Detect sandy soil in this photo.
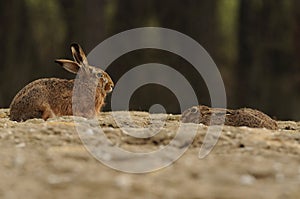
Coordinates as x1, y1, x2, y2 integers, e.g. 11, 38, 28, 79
0, 108, 299, 199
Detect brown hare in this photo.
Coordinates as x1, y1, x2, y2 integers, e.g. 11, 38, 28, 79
9, 43, 114, 121
181, 105, 278, 130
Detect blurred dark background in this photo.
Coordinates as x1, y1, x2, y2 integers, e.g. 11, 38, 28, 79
0, 0, 299, 120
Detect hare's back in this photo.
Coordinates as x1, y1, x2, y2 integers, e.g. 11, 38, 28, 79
10, 78, 74, 121
11, 78, 73, 103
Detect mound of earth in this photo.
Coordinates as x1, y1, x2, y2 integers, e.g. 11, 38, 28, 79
0, 109, 299, 199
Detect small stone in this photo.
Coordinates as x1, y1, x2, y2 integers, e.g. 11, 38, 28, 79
47, 174, 71, 185
240, 174, 256, 185
115, 175, 132, 189
85, 129, 94, 135
101, 152, 111, 161
16, 142, 26, 148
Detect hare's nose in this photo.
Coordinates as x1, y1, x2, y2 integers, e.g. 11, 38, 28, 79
107, 85, 114, 92
109, 85, 114, 92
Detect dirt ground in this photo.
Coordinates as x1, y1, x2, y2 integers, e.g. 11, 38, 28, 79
0, 108, 299, 199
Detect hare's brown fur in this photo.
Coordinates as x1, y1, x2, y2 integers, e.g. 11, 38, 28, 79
181, 105, 278, 130
10, 78, 73, 121
9, 43, 114, 122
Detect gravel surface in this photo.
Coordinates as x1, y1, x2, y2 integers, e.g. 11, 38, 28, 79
0, 109, 299, 199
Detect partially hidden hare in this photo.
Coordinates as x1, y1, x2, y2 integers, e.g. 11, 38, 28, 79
181, 105, 278, 130
9, 43, 114, 121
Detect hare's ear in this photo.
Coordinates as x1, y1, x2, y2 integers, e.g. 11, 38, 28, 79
55, 59, 80, 74
70, 43, 88, 67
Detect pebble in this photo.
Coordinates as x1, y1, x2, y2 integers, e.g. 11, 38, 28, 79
115, 175, 132, 189
101, 152, 112, 161
15, 142, 26, 148
85, 129, 94, 135
47, 174, 72, 185
240, 174, 256, 185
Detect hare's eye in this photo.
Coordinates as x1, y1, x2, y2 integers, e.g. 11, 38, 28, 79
191, 107, 198, 113
96, 73, 103, 78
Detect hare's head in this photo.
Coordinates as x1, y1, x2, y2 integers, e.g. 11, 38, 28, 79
55, 43, 114, 93
101, 71, 114, 93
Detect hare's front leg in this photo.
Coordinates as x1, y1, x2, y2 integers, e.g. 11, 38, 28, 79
41, 103, 56, 120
